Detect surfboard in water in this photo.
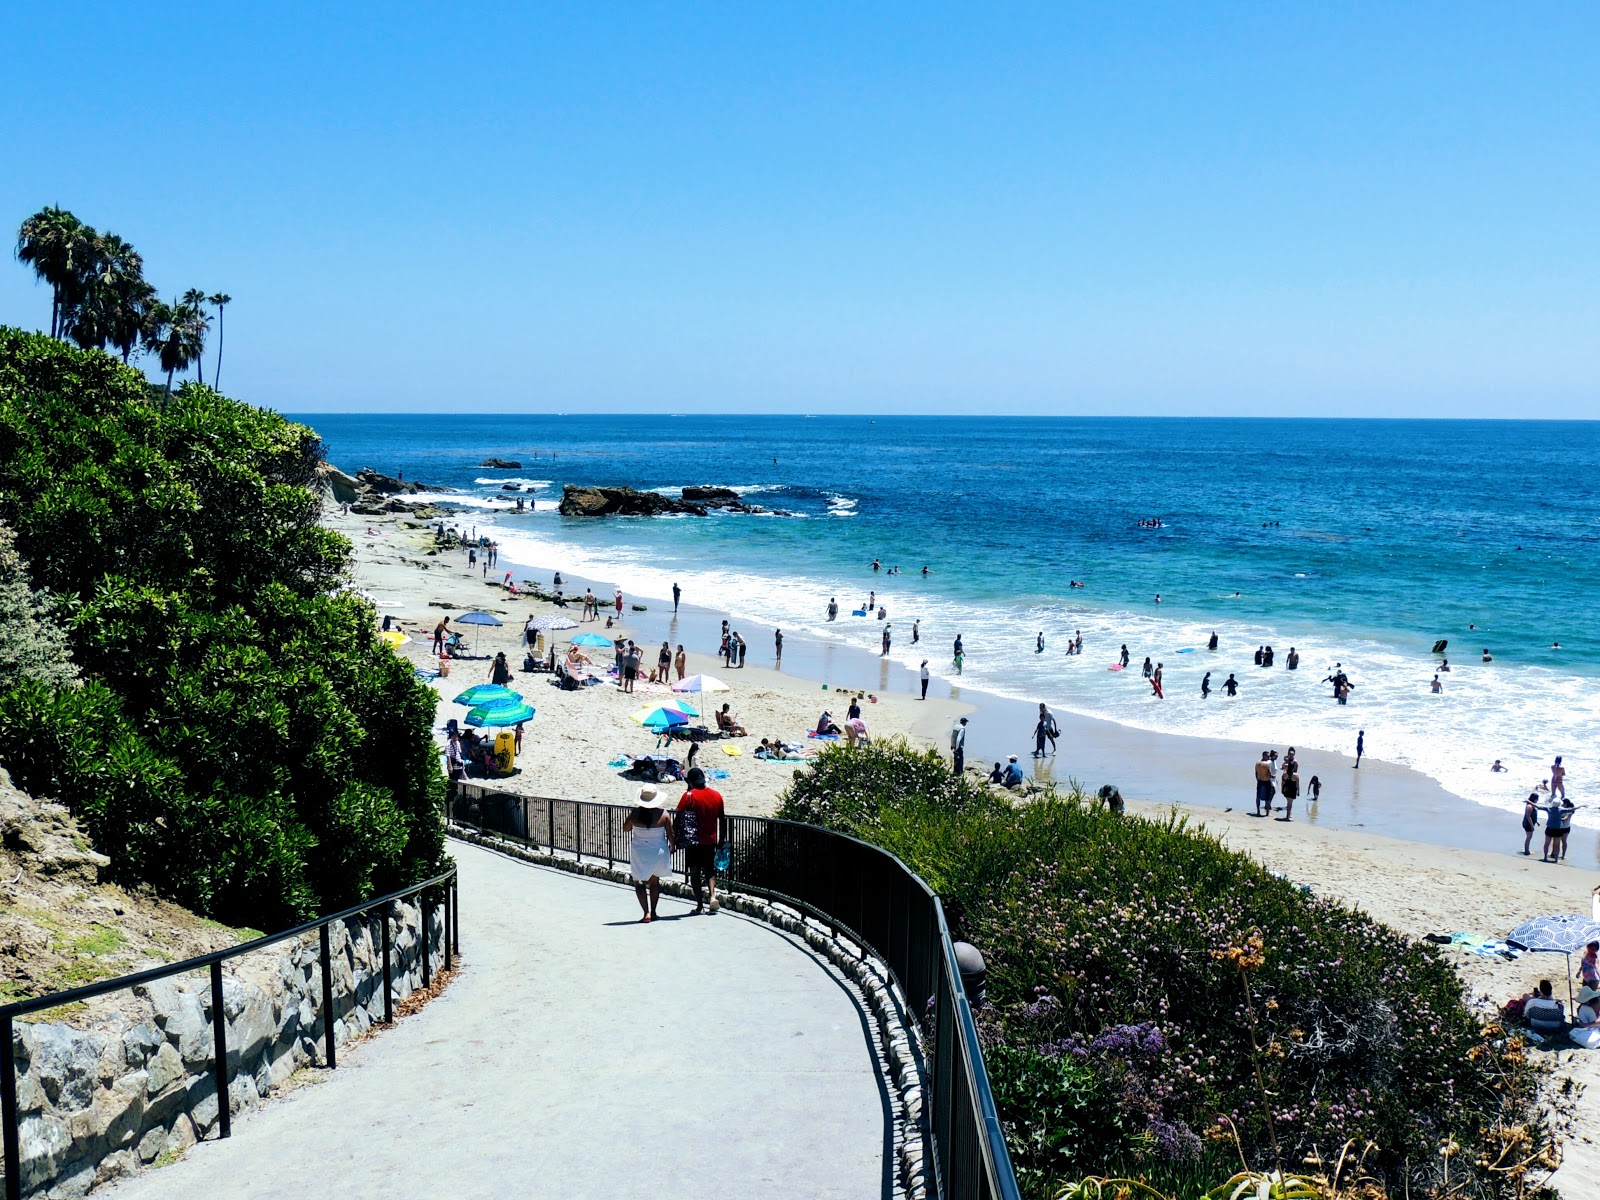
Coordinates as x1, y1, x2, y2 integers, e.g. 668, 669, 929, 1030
1109, 663, 1125, 671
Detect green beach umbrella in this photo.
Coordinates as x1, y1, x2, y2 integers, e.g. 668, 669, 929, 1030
465, 701, 536, 727
453, 684, 522, 706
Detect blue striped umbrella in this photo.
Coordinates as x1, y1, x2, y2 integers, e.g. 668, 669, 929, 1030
465, 701, 536, 727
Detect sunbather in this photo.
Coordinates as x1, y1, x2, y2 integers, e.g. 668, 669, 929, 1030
716, 703, 747, 737
1524, 980, 1566, 1035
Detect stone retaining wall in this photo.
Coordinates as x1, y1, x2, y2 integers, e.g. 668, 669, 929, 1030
5, 898, 446, 1198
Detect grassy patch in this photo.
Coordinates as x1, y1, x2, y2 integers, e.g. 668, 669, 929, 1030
73, 924, 127, 956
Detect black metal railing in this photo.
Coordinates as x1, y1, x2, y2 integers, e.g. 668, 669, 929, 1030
453, 788, 1021, 1200
1, 867, 459, 1200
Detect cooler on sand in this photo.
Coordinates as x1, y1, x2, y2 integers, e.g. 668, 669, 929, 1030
493, 730, 516, 774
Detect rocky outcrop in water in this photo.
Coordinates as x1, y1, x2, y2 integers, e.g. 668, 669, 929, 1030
558, 486, 707, 517
318, 463, 448, 518
681, 486, 740, 502
481, 458, 522, 469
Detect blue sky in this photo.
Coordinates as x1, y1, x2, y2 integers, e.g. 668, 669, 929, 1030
4, 4, 1597, 416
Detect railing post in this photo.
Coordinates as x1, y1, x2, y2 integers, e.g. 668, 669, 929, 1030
547, 798, 554, 851
381, 905, 394, 1024
421, 890, 432, 990
575, 801, 583, 863
209, 962, 231, 1139
319, 924, 337, 1069
2, 1012, 20, 1200
452, 877, 460, 955
607, 806, 614, 864
442, 884, 452, 971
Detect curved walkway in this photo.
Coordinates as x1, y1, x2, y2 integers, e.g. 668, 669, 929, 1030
105, 839, 891, 1199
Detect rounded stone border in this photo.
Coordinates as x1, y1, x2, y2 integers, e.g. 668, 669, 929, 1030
450, 827, 931, 1200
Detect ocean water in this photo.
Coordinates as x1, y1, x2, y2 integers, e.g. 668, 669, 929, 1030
302, 414, 1600, 824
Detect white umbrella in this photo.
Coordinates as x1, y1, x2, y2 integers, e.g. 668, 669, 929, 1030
529, 614, 579, 632
672, 674, 730, 694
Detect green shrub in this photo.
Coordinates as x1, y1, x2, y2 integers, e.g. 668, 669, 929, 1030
0, 328, 445, 929
778, 739, 1554, 1200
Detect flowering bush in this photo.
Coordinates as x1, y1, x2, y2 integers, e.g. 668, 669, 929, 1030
779, 740, 1557, 1199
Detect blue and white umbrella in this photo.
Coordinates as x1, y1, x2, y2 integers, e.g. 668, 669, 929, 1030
1507, 913, 1600, 1007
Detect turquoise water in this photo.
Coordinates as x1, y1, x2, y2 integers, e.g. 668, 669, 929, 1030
304, 414, 1600, 821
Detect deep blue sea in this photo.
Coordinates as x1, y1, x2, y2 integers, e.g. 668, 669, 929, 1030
299, 414, 1600, 822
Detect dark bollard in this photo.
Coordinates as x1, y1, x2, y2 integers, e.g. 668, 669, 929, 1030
953, 941, 986, 1006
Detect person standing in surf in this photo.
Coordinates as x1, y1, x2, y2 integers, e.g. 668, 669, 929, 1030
1201, 671, 1212, 698
1522, 792, 1542, 856
672, 581, 681, 613
1355, 730, 1364, 769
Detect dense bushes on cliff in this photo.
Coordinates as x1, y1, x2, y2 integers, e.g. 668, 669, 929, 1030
0, 328, 445, 928
779, 740, 1557, 1200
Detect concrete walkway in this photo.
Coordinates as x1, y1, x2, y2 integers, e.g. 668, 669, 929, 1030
105, 840, 891, 1199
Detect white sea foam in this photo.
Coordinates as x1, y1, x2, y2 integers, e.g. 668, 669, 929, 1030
403, 491, 527, 510
472, 477, 552, 488
471, 514, 1600, 828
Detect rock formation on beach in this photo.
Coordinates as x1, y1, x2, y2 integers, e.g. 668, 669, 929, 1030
318, 462, 447, 518
558, 485, 708, 517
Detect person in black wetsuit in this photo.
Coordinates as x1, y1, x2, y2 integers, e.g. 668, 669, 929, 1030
1223, 673, 1239, 696
1201, 671, 1212, 698
1208, 631, 1219, 651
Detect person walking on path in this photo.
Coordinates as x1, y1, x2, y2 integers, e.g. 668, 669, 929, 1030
1522, 793, 1542, 856
951, 718, 968, 775
1551, 756, 1567, 799
1355, 730, 1364, 769
624, 785, 674, 922
676, 767, 725, 914
919, 660, 930, 700
672, 581, 681, 613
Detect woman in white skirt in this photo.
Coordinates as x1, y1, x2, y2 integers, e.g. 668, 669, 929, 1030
624, 785, 675, 922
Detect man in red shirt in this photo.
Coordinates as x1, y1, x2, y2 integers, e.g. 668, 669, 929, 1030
676, 767, 725, 914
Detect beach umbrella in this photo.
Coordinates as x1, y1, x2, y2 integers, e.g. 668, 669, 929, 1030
465, 701, 536, 727
672, 674, 730, 694
569, 632, 614, 647
629, 702, 699, 730
1507, 913, 1600, 1007
530, 614, 579, 632
378, 630, 410, 648
452, 610, 502, 654
453, 684, 522, 707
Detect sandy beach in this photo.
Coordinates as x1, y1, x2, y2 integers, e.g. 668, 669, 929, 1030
337, 504, 1600, 1183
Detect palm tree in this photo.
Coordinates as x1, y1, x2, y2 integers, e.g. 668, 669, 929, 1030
180, 289, 212, 384
65, 232, 151, 357
142, 297, 206, 401
207, 293, 231, 389
15, 207, 94, 338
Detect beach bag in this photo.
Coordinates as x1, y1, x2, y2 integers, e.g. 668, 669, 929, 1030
715, 844, 731, 873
